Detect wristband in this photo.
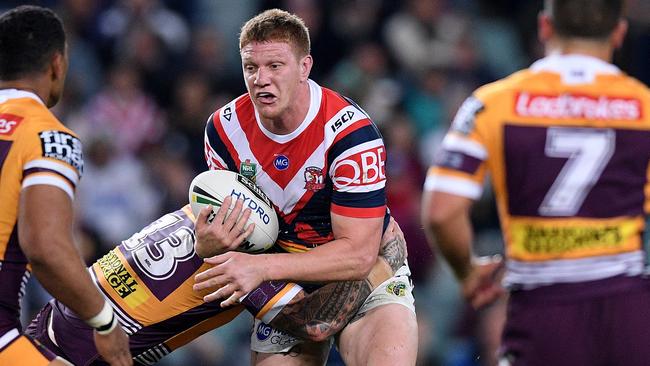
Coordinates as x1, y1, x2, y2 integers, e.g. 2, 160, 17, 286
95, 313, 119, 335
86, 301, 115, 330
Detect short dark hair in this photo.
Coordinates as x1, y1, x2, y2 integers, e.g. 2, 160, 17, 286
0, 5, 66, 80
546, 0, 624, 39
239, 9, 310, 57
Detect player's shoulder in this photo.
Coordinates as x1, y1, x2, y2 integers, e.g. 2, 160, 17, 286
2, 97, 76, 141
613, 73, 650, 97
472, 69, 534, 102
210, 93, 252, 126
319, 85, 378, 136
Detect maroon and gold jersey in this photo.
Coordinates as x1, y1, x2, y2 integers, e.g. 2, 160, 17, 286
425, 55, 650, 288
0, 89, 83, 331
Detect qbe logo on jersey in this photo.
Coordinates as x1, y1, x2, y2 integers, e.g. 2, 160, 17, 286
332, 145, 386, 191
39, 130, 84, 173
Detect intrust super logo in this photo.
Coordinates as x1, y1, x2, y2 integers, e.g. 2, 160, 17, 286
332, 145, 386, 190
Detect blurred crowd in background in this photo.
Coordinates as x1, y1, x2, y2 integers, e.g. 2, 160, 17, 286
7, 0, 649, 365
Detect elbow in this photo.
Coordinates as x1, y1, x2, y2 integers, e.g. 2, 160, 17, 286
20, 236, 52, 267
423, 207, 451, 231
421, 195, 455, 233
306, 328, 333, 343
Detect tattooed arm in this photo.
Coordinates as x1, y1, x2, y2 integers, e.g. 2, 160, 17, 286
265, 218, 407, 342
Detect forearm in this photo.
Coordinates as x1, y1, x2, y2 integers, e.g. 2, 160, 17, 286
428, 213, 473, 281
270, 279, 372, 341
19, 186, 105, 321
29, 241, 105, 320
263, 237, 377, 282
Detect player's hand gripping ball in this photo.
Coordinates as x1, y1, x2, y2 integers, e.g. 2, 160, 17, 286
189, 170, 278, 253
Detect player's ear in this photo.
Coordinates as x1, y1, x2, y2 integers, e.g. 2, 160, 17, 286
299, 54, 313, 82
538, 11, 553, 43
610, 19, 628, 49
49, 51, 66, 84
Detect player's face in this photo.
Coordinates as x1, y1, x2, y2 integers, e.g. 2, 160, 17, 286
241, 41, 307, 122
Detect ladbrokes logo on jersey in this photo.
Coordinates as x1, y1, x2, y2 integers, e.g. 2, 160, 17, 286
332, 146, 386, 190
515, 92, 642, 120
39, 130, 84, 173
0, 113, 23, 136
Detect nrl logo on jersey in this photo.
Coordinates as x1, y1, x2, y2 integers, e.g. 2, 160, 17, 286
304, 166, 325, 191
240, 159, 257, 183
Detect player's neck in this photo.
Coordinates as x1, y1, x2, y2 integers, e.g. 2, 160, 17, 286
0, 78, 49, 105
545, 38, 613, 63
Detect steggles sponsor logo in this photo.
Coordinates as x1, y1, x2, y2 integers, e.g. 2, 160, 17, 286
515, 92, 641, 120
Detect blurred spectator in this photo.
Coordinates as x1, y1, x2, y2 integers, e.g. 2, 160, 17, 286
383, 0, 467, 77
72, 62, 166, 156
75, 137, 161, 250
166, 72, 217, 173
383, 114, 433, 282
328, 41, 401, 126
97, 0, 190, 56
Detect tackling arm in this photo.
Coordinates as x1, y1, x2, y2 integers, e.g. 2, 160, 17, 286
263, 214, 383, 282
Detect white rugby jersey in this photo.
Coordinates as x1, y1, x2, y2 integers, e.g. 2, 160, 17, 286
204, 79, 388, 253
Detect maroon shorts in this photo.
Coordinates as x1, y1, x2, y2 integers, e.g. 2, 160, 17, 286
500, 275, 650, 366
25, 301, 108, 366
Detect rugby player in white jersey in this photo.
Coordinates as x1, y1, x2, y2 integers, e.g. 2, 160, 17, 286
193, 8, 417, 366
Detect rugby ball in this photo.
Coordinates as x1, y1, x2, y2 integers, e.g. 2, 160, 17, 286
188, 170, 278, 253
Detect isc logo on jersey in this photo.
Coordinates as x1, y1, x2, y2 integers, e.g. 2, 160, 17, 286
332, 146, 386, 190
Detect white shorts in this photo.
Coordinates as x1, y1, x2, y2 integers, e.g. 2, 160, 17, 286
250, 264, 415, 353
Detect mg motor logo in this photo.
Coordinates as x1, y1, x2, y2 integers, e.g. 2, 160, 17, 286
273, 155, 289, 171
256, 322, 272, 341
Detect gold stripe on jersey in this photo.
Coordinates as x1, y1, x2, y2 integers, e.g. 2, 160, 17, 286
507, 216, 643, 261
93, 247, 219, 326
256, 283, 297, 320
163, 306, 243, 352
93, 249, 150, 309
